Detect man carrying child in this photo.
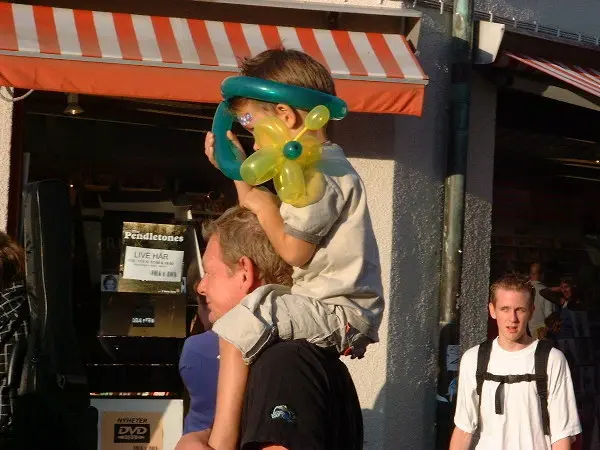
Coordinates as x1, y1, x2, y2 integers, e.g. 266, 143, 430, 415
203, 49, 384, 449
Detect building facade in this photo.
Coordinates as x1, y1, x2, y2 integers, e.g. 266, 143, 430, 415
0, 0, 598, 448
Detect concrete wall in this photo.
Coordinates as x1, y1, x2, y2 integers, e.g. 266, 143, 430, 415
0, 89, 14, 232
476, 0, 600, 38
460, 73, 497, 351
333, 8, 452, 449
289, 0, 600, 38
333, 5, 499, 447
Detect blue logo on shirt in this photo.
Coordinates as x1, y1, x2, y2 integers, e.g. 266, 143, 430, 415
270, 405, 296, 424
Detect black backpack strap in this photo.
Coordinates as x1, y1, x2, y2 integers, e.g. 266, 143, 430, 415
485, 373, 537, 415
475, 340, 493, 409
535, 340, 553, 436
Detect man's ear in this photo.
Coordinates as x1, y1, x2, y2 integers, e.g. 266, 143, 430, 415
489, 302, 497, 320
237, 255, 257, 292
275, 103, 299, 129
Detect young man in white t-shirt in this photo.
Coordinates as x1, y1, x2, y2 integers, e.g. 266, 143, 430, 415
450, 274, 581, 450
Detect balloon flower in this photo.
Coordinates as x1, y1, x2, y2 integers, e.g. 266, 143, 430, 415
240, 105, 330, 207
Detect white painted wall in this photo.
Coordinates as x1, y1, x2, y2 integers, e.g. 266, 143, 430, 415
0, 89, 14, 231
332, 6, 500, 447
332, 8, 453, 448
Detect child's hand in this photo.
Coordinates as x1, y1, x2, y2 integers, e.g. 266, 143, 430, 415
242, 187, 280, 216
204, 131, 246, 170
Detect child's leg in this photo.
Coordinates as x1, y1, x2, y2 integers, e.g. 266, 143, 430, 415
208, 338, 249, 450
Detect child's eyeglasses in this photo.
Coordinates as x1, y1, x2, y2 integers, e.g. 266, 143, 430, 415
237, 112, 253, 128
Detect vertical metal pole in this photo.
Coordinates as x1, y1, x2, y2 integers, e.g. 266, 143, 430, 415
436, 1, 474, 448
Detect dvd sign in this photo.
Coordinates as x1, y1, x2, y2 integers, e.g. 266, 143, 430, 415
114, 424, 150, 443
99, 409, 166, 450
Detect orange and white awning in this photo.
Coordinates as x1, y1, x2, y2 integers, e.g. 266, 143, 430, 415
504, 52, 600, 98
0, 2, 428, 115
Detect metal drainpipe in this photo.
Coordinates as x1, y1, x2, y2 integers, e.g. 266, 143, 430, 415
436, 0, 474, 449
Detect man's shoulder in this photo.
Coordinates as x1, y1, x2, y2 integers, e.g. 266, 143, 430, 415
463, 342, 486, 362
547, 345, 568, 367
254, 339, 337, 369
250, 340, 352, 390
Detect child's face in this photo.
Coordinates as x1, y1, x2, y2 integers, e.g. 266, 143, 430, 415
235, 100, 303, 149
235, 100, 272, 133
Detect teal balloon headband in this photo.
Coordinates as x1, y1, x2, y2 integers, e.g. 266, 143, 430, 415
211, 76, 348, 181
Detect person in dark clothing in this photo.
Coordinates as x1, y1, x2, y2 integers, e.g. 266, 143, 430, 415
241, 339, 363, 450
0, 232, 28, 442
186, 206, 363, 450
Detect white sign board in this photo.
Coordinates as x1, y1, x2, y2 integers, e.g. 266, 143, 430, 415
123, 246, 184, 282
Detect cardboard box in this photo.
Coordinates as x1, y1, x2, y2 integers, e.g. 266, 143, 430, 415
91, 398, 183, 450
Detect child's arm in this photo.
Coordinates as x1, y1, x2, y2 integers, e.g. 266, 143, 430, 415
208, 339, 249, 450
204, 131, 251, 204
243, 188, 316, 267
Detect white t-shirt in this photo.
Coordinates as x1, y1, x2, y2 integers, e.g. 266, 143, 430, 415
280, 143, 384, 341
454, 339, 581, 449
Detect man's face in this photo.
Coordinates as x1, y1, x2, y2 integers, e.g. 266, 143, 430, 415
197, 235, 250, 323
561, 282, 572, 300
489, 288, 534, 344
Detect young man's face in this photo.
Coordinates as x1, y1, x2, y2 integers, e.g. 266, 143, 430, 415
561, 282, 572, 300
489, 288, 534, 345
197, 235, 250, 324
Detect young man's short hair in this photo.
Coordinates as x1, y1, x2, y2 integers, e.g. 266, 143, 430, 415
202, 206, 293, 287
230, 49, 336, 113
489, 273, 535, 307
0, 231, 25, 290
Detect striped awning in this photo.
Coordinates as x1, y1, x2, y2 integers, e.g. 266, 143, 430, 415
0, 2, 428, 115
504, 52, 600, 98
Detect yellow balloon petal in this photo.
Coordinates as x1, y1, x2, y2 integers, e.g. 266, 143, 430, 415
240, 149, 280, 185
253, 116, 291, 151
276, 161, 306, 204
295, 135, 323, 168
304, 105, 330, 131
303, 167, 326, 205
275, 166, 326, 207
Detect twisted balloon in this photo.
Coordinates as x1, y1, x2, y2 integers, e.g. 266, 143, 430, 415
240, 105, 330, 207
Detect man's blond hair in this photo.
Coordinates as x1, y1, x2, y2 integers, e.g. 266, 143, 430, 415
230, 49, 336, 113
489, 273, 535, 307
202, 206, 293, 286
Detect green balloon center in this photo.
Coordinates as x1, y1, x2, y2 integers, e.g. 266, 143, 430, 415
283, 141, 303, 160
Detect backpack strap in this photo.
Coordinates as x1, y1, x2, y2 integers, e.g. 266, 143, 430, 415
475, 340, 493, 409
535, 340, 553, 436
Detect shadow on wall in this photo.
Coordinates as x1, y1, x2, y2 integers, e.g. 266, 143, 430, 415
329, 113, 396, 160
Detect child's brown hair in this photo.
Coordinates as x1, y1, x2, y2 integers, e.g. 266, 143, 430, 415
0, 231, 25, 290
230, 49, 336, 113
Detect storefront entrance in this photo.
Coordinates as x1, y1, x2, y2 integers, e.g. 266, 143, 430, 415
492, 85, 600, 450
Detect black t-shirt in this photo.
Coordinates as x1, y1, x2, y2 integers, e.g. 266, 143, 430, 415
240, 340, 363, 450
